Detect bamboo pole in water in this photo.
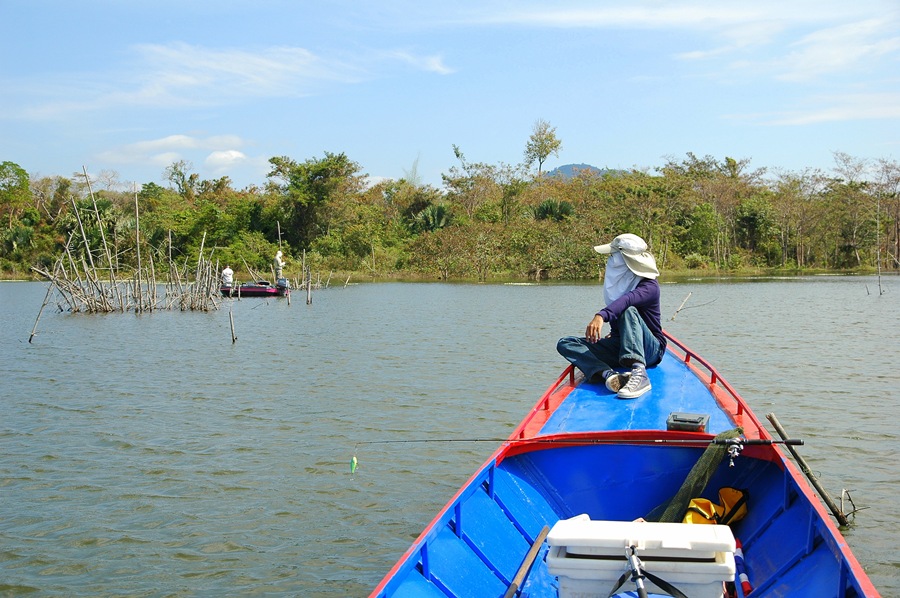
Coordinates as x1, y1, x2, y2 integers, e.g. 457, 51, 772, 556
147, 250, 157, 312
84, 166, 123, 311
73, 196, 112, 312
134, 185, 144, 313
29, 265, 62, 343
766, 413, 850, 526
670, 292, 692, 321
62, 248, 84, 311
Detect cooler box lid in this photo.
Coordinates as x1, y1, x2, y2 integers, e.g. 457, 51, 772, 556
547, 515, 736, 560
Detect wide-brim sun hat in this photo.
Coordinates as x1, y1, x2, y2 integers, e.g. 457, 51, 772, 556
594, 233, 660, 279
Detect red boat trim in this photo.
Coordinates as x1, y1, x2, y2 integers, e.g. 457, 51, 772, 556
369, 332, 881, 598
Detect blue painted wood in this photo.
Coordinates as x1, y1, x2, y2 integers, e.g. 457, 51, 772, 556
372, 339, 878, 597
457, 488, 529, 583
540, 356, 733, 435
490, 466, 559, 538
426, 527, 507, 598
390, 572, 450, 598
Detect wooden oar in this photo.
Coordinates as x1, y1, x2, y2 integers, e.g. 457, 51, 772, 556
767, 413, 849, 526
502, 525, 549, 598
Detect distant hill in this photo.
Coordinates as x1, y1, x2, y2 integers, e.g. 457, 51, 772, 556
545, 163, 607, 179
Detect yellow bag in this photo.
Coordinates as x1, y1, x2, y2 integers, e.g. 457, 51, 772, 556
684, 487, 748, 525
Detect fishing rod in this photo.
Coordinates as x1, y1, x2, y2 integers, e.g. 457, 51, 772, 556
349, 436, 803, 472
352, 436, 803, 446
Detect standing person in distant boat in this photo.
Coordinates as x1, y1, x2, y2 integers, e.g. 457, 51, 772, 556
274, 250, 284, 280
221, 265, 234, 287
556, 233, 666, 399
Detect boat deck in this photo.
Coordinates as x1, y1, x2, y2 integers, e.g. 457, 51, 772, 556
371, 334, 879, 598
539, 355, 735, 436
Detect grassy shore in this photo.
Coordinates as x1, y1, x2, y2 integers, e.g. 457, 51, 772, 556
3, 265, 893, 284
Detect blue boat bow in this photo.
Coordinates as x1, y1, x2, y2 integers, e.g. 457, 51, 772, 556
371, 333, 880, 598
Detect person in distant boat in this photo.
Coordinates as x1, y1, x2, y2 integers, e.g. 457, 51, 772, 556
556, 233, 666, 399
221, 265, 234, 287
274, 250, 284, 280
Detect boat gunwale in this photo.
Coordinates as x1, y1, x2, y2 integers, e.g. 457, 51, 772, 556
369, 332, 881, 597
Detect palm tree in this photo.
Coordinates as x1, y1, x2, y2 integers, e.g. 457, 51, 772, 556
414, 204, 452, 233
532, 199, 574, 222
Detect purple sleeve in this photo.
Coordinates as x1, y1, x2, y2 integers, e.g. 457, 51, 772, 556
597, 279, 665, 346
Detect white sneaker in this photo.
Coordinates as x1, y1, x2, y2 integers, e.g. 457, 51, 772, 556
617, 366, 651, 399
605, 372, 631, 393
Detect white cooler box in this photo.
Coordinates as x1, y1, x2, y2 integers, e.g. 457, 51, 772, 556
546, 515, 736, 598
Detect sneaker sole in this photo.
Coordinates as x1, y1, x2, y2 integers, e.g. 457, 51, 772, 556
605, 373, 630, 393
617, 383, 651, 400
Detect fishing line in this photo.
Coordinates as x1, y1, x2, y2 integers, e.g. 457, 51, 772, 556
347, 436, 801, 473
349, 438, 506, 474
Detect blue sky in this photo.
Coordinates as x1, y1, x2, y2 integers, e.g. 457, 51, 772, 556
3, 1, 899, 190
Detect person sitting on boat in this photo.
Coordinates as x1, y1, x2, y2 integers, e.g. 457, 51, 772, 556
556, 233, 665, 399
221, 265, 234, 287
274, 250, 284, 279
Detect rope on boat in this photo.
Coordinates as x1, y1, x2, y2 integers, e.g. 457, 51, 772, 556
734, 539, 753, 595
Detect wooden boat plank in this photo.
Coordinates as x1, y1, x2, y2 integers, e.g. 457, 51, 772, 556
491, 466, 559, 538
458, 489, 530, 582
371, 333, 881, 597
391, 574, 446, 597
428, 526, 507, 597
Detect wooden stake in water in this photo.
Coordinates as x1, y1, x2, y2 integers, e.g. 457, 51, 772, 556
229, 309, 237, 343
766, 412, 849, 526
670, 292, 692, 321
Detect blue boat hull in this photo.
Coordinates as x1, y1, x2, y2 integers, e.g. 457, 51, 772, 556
372, 334, 879, 598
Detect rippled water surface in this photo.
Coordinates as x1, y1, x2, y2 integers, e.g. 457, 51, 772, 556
1, 277, 897, 596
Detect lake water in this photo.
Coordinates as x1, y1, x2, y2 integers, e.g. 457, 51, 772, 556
1, 277, 897, 596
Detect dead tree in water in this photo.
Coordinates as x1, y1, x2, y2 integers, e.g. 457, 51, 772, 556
31, 174, 221, 316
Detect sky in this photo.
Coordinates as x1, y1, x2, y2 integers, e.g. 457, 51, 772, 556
3, 0, 899, 191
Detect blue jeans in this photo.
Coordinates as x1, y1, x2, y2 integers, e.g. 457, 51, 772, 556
557, 307, 664, 380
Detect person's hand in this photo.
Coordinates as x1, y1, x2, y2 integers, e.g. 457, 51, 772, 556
585, 314, 604, 343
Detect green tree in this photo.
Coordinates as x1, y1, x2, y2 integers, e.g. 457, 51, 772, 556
164, 160, 198, 203
735, 193, 779, 264
266, 152, 364, 251
0, 161, 32, 229
532, 199, 573, 221
442, 145, 504, 218
523, 119, 562, 176
413, 204, 453, 232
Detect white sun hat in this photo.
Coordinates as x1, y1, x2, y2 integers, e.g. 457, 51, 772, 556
594, 233, 660, 279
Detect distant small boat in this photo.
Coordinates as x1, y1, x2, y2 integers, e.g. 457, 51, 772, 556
371, 332, 880, 598
220, 279, 289, 298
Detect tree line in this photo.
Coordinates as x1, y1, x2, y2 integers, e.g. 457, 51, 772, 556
2, 126, 898, 283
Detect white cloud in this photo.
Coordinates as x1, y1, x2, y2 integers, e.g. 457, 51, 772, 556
765, 92, 900, 125
16, 40, 458, 120
463, 2, 900, 82
132, 42, 359, 99
776, 19, 900, 81
385, 50, 455, 75
205, 150, 248, 170
97, 134, 248, 166
148, 152, 182, 168
459, 2, 868, 30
